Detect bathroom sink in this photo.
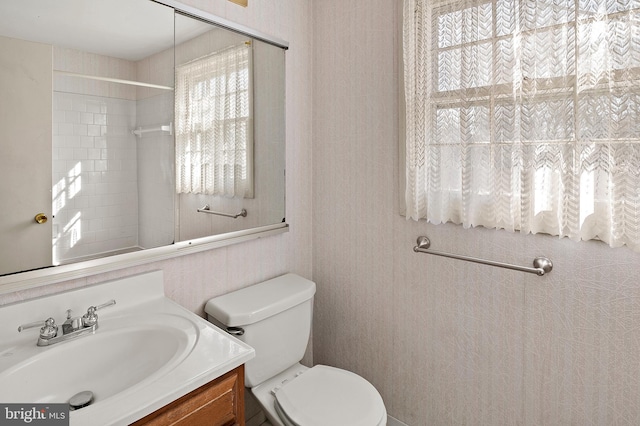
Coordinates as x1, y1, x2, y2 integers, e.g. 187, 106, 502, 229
0, 271, 255, 425
0, 314, 195, 404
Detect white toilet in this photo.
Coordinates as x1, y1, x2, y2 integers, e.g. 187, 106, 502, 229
205, 273, 387, 426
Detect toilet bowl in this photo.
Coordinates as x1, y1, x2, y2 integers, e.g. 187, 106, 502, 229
252, 363, 386, 426
205, 273, 387, 426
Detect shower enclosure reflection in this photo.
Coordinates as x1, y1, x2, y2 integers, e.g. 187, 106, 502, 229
51, 56, 176, 265
48, 3, 177, 265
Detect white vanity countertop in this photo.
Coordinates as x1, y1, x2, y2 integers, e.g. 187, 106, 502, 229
0, 271, 255, 426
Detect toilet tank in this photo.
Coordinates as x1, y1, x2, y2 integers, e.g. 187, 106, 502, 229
204, 273, 316, 388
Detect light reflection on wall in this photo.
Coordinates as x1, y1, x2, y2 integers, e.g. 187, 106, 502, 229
52, 162, 82, 264
63, 211, 82, 249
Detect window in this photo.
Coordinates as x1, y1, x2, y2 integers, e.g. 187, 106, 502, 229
403, 0, 640, 250
175, 43, 253, 198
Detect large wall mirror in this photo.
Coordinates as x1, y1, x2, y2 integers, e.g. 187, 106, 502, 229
0, 0, 287, 291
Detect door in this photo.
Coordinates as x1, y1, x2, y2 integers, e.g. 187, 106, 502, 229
0, 36, 52, 275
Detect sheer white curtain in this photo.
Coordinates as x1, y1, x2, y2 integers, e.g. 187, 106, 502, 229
403, 0, 640, 250
175, 43, 253, 198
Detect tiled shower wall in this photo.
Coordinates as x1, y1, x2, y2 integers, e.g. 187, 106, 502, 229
312, 1, 640, 425
52, 47, 141, 263
52, 45, 175, 263
52, 92, 138, 263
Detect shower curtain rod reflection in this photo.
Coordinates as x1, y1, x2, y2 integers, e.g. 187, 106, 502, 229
54, 70, 174, 90
413, 236, 553, 276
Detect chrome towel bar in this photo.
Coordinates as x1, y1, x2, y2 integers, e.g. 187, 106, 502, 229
413, 236, 553, 276
197, 205, 247, 219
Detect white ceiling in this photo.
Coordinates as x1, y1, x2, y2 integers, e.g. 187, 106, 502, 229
0, 0, 211, 61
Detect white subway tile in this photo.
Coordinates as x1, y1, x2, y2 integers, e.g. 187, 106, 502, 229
87, 124, 101, 136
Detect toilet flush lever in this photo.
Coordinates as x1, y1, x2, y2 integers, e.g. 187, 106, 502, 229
225, 326, 244, 336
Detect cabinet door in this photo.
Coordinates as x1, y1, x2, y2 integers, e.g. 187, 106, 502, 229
0, 36, 52, 275
132, 365, 245, 426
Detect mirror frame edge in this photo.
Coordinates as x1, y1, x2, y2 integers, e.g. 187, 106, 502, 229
0, 223, 288, 296
160, 0, 289, 49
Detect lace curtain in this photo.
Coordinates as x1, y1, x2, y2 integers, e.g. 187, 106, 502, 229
403, 0, 640, 250
175, 43, 253, 198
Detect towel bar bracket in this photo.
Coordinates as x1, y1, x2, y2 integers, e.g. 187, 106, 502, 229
413, 236, 553, 276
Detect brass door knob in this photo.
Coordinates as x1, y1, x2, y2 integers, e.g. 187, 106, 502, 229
34, 213, 48, 224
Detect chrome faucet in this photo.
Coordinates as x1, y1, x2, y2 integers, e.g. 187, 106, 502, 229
17, 299, 116, 346
62, 309, 82, 335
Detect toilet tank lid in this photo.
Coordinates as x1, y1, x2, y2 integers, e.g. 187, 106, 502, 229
204, 273, 316, 327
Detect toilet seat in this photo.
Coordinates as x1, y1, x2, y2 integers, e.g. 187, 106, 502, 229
273, 365, 386, 426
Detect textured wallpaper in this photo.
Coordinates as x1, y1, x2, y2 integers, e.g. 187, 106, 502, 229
312, 1, 640, 425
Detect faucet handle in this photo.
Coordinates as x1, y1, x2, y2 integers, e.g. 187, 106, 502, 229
82, 299, 116, 327
82, 307, 98, 327
17, 317, 58, 340
95, 299, 116, 311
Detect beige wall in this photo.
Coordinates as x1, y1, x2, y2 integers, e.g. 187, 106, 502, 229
312, 1, 640, 425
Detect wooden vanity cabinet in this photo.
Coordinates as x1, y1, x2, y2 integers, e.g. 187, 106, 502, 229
132, 365, 245, 426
